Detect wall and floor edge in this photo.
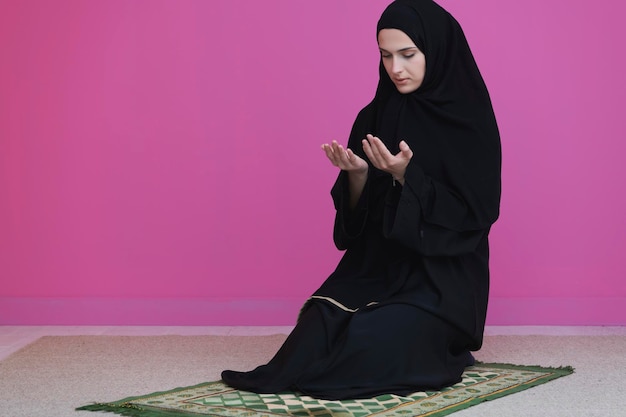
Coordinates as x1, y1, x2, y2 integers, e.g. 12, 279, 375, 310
1, 297, 624, 326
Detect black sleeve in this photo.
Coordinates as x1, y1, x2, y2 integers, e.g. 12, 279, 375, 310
383, 160, 488, 256
331, 171, 370, 251
328, 104, 377, 251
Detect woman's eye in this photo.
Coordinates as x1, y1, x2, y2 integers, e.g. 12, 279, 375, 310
403, 53, 415, 59
381, 53, 391, 58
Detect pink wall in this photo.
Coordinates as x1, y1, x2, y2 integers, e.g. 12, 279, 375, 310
1, 0, 625, 325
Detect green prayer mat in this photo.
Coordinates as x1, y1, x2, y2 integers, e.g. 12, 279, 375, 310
77, 363, 573, 417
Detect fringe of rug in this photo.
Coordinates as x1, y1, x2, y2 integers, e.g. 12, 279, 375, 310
475, 361, 575, 374
76, 381, 216, 416
76, 402, 180, 417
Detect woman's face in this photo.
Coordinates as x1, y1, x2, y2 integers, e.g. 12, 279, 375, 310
377, 29, 426, 94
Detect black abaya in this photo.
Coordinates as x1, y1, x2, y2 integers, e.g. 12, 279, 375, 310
222, 0, 501, 400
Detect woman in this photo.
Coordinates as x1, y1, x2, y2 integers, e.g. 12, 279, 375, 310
222, 0, 501, 400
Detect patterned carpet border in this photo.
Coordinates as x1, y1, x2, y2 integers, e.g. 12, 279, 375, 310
77, 362, 573, 417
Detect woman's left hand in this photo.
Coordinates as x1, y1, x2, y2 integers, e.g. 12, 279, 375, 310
362, 134, 413, 184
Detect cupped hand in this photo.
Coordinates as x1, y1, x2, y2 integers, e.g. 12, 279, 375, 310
362, 134, 413, 182
321, 140, 368, 174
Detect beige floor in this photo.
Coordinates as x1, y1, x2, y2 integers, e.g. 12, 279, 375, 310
1, 327, 625, 417
2, 325, 625, 361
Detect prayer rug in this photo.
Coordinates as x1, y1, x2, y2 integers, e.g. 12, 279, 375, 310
77, 363, 573, 417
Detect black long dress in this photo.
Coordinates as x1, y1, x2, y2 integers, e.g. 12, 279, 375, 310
222, 0, 501, 400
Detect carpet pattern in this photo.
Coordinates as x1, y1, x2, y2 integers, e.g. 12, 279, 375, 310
77, 363, 573, 417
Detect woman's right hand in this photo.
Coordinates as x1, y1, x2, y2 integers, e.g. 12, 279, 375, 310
321, 141, 368, 174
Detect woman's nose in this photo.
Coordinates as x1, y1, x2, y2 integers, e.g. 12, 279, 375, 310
391, 57, 403, 74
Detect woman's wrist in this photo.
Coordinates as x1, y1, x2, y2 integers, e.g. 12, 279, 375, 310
348, 166, 368, 178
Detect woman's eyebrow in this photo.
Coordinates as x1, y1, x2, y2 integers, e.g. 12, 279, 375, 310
379, 46, 418, 53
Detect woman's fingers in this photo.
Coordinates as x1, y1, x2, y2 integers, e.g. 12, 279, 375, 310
363, 134, 392, 168
362, 135, 413, 179
322, 141, 366, 171
362, 137, 376, 164
321, 143, 339, 166
399, 140, 414, 159
322, 143, 344, 168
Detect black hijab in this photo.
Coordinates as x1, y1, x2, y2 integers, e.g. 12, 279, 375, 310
371, 0, 501, 230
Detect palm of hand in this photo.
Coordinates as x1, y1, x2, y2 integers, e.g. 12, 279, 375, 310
362, 134, 413, 180
322, 141, 368, 173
